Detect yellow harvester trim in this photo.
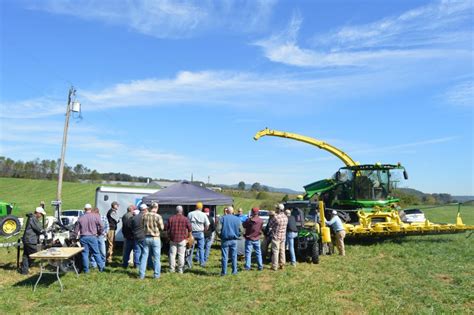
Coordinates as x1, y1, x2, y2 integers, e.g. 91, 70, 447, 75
319, 201, 332, 243
254, 128, 358, 167
343, 210, 474, 238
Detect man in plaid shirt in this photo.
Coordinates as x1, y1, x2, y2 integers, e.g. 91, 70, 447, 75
139, 202, 164, 279
269, 204, 288, 271
166, 205, 192, 273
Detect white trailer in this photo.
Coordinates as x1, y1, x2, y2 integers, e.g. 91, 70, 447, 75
95, 186, 159, 242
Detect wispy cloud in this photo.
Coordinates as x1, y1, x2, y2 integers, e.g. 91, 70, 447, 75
0, 70, 341, 118
442, 80, 473, 107
29, 0, 277, 38
351, 136, 458, 156
255, 1, 472, 68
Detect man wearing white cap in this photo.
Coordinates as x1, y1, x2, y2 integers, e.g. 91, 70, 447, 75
325, 210, 346, 256
130, 203, 148, 268
20, 206, 47, 274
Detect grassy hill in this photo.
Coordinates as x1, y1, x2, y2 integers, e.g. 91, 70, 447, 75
0, 178, 266, 217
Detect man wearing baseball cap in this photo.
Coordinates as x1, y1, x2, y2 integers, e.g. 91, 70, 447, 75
187, 202, 210, 268
74, 203, 105, 272
243, 207, 264, 271
20, 206, 47, 274
106, 201, 120, 263
130, 203, 148, 268
325, 210, 346, 256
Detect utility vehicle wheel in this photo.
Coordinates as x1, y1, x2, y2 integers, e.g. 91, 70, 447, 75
311, 242, 319, 264
0, 215, 21, 237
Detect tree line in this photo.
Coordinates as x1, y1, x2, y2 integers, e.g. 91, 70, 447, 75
0, 156, 150, 183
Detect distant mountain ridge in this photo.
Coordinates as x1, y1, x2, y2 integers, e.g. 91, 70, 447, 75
223, 183, 303, 195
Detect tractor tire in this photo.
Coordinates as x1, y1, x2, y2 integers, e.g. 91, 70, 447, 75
0, 215, 21, 237
311, 241, 320, 264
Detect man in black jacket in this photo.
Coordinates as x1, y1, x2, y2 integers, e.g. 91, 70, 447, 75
106, 201, 120, 263
20, 207, 47, 274
122, 205, 136, 268
130, 204, 147, 268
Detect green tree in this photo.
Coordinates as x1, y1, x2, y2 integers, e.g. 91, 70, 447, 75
237, 181, 246, 190
251, 182, 261, 191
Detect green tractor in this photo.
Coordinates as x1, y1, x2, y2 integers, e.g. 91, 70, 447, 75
284, 200, 323, 264
0, 200, 22, 237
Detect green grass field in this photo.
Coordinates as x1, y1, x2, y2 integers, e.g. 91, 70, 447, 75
1, 178, 473, 314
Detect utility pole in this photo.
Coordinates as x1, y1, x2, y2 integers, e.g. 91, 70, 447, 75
54, 86, 79, 218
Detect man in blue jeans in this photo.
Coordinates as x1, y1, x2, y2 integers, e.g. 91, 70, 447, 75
131, 204, 147, 269
139, 202, 164, 279
286, 210, 298, 266
90, 207, 109, 268
74, 204, 105, 273
187, 202, 210, 268
217, 206, 242, 276
243, 207, 264, 271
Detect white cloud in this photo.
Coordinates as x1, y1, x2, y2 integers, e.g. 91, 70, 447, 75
443, 81, 473, 107
255, 1, 472, 68
29, 0, 277, 38
0, 70, 340, 118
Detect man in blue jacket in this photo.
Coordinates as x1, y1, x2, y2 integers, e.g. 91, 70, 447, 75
217, 206, 242, 276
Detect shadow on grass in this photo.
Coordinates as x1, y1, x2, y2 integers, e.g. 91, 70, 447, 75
13, 273, 60, 290
0, 262, 19, 271
184, 268, 217, 276
345, 236, 455, 246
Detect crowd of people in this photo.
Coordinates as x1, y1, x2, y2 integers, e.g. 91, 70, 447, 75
20, 200, 346, 278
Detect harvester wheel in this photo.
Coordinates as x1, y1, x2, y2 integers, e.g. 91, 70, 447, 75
0, 215, 21, 237
311, 242, 319, 264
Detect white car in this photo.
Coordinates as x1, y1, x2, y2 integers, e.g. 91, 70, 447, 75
399, 208, 426, 223
248, 209, 270, 227
60, 209, 85, 227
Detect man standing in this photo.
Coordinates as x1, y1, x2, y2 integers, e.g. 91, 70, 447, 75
122, 205, 136, 268
326, 210, 346, 256
286, 209, 298, 266
187, 202, 210, 268
261, 210, 275, 263
202, 207, 215, 264
131, 204, 147, 268
217, 206, 242, 276
269, 204, 288, 271
139, 202, 164, 279
166, 205, 192, 273
243, 207, 264, 271
74, 204, 105, 273
106, 201, 120, 263
20, 207, 47, 274
235, 208, 248, 223
91, 207, 109, 268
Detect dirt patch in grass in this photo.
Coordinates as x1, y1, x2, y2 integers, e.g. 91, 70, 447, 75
435, 274, 454, 284
256, 274, 273, 291
333, 290, 366, 315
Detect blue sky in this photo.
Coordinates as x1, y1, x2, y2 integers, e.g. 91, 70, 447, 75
0, 0, 472, 194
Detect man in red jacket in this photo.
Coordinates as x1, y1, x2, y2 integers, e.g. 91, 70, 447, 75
243, 207, 264, 271
166, 205, 192, 273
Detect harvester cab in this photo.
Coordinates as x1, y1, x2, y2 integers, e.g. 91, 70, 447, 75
304, 163, 408, 223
